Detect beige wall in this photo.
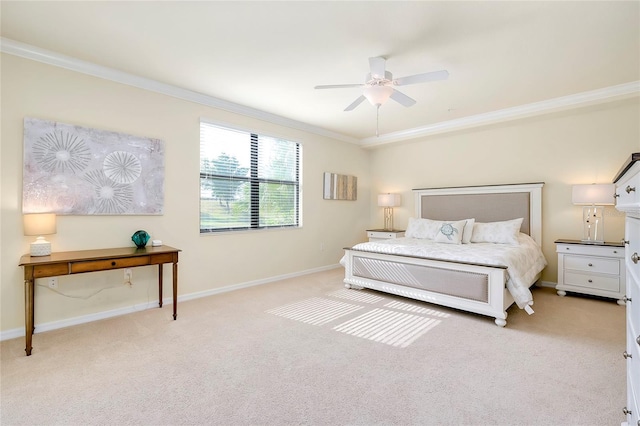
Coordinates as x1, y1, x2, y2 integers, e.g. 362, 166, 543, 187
0, 54, 371, 333
2, 52, 638, 336
368, 98, 640, 283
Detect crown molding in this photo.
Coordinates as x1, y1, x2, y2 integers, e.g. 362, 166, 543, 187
2, 37, 637, 148
361, 81, 640, 147
0, 37, 359, 145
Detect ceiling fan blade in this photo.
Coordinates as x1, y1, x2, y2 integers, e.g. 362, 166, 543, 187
344, 95, 366, 111
315, 84, 363, 90
390, 89, 416, 107
369, 57, 386, 79
394, 70, 449, 86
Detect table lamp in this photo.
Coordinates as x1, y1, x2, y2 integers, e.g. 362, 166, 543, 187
571, 184, 615, 243
378, 193, 401, 231
23, 213, 57, 256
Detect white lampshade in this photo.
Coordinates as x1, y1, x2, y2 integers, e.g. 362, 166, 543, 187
572, 184, 615, 205
378, 193, 401, 207
23, 213, 57, 256
363, 85, 394, 106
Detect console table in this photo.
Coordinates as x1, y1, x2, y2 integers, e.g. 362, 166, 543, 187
19, 245, 181, 356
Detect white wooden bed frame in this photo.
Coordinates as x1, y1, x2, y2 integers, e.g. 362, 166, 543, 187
343, 183, 544, 326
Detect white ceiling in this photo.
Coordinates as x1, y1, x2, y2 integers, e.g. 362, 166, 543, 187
1, 1, 639, 146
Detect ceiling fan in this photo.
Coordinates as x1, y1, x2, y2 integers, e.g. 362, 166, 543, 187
314, 57, 449, 136
315, 57, 449, 111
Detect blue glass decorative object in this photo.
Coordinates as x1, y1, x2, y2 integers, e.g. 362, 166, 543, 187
131, 230, 150, 248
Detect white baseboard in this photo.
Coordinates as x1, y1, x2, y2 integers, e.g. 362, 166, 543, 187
1, 263, 341, 342
537, 280, 557, 289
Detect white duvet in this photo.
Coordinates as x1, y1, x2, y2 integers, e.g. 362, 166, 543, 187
342, 233, 547, 312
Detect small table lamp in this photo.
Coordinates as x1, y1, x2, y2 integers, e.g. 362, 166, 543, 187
572, 184, 615, 243
378, 193, 401, 231
23, 213, 57, 256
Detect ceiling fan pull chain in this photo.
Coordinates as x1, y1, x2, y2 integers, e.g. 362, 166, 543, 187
376, 105, 380, 137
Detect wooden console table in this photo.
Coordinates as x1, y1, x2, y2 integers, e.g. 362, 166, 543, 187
19, 245, 181, 356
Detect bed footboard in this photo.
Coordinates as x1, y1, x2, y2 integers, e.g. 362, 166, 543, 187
343, 249, 512, 326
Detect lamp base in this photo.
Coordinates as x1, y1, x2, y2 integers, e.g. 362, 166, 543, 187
30, 237, 51, 256
383, 207, 394, 231
580, 238, 604, 244
581, 205, 606, 244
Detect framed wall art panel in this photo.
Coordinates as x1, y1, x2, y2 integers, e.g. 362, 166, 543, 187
323, 172, 357, 201
23, 117, 164, 215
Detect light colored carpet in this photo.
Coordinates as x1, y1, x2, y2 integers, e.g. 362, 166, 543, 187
1, 268, 626, 425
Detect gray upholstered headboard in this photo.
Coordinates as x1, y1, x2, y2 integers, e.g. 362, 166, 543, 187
413, 183, 544, 245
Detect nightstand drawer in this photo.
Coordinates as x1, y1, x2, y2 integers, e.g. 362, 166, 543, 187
564, 271, 620, 292
366, 230, 405, 241
564, 255, 620, 275
557, 244, 623, 258
367, 231, 399, 239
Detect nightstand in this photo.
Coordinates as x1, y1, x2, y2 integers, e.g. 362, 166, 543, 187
366, 229, 405, 242
555, 239, 626, 305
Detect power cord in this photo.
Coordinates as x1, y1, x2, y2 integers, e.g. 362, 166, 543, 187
36, 278, 153, 311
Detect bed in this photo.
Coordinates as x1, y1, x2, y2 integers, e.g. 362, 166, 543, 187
341, 183, 547, 326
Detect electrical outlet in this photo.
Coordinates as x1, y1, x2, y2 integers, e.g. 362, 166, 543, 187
48, 277, 58, 289
124, 268, 132, 285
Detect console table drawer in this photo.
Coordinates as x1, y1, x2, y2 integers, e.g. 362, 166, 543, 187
70, 256, 150, 273
564, 255, 620, 275
564, 271, 620, 292
33, 263, 70, 278
149, 252, 177, 264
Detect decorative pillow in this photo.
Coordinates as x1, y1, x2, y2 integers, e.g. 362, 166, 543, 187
405, 217, 442, 239
434, 220, 467, 244
461, 218, 475, 244
470, 218, 524, 245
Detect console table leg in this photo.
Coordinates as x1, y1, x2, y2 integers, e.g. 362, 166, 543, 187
173, 262, 178, 320
158, 264, 163, 308
24, 276, 34, 356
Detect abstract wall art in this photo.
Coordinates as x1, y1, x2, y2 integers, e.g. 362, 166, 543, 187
323, 172, 357, 201
23, 117, 164, 215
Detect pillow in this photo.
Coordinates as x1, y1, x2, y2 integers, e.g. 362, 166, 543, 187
461, 218, 475, 244
405, 217, 442, 239
434, 220, 467, 244
470, 218, 524, 245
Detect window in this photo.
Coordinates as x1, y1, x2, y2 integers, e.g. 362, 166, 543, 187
199, 121, 301, 233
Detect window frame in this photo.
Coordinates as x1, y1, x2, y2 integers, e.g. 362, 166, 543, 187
199, 119, 302, 234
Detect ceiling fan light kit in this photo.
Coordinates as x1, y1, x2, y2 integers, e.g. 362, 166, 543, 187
363, 85, 394, 106
315, 57, 449, 136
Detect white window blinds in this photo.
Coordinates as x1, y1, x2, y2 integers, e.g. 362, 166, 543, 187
199, 121, 301, 232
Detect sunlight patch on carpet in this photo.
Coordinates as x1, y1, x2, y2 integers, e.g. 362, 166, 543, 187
266, 297, 363, 325
384, 300, 451, 318
327, 288, 385, 304
333, 308, 441, 348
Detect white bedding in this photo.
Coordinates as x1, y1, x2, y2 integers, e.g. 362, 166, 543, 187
342, 233, 547, 312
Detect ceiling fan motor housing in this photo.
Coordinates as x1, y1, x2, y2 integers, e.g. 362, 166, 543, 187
366, 71, 393, 86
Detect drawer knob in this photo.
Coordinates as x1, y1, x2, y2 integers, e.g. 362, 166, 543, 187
636, 335, 640, 346
623, 407, 632, 415
623, 351, 632, 359
626, 185, 636, 194
111, 261, 116, 266
632, 252, 639, 264
587, 263, 593, 267
587, 279, 593, 283
623, 295, 632, 303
